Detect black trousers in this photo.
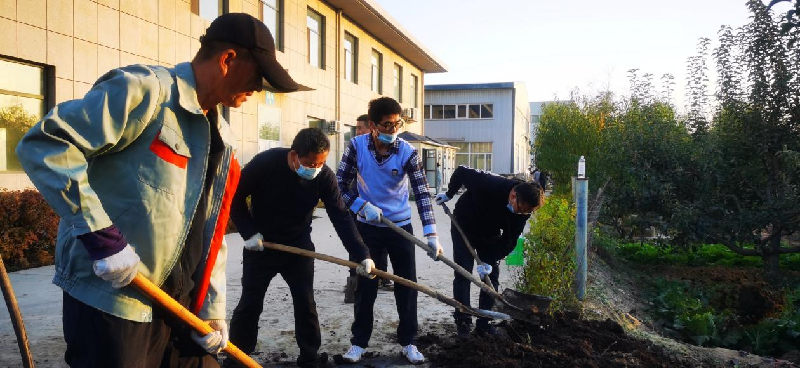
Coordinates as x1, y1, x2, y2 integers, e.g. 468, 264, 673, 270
62, 292, 218, 368
348, 213, 389, 277
451, 224, 501, 329
228, 247, 320, 365
351, 222, 418, 347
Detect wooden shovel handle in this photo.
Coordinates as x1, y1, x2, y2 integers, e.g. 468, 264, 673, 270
0, 255, 35, 368
260, 242, 499, 319
378, 217, 507, 303
441, 204, 495, 287
130, 274, 260, 368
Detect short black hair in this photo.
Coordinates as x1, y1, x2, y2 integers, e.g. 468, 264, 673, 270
368, 97, 402, 125
357, 114, 369, 122
514, 181, 545, 211
291, 128, 330, 157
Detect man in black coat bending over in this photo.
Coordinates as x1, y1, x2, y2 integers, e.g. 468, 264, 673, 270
228, 128, 374, 367
434, 166, 544, 337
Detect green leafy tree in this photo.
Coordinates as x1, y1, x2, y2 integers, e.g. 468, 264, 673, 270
534, 92, 611, 195
696, 0, 800, 279
0, 104, 39, 171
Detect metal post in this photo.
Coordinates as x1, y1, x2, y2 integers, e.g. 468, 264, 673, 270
575, 157, 588, 301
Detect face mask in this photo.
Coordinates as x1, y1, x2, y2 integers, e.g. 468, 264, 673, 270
377, 132, 398, 144
296, 157, 322, 180
507, 203, 514, 213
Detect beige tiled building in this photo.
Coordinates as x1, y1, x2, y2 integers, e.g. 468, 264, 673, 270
0, 0, 447, 189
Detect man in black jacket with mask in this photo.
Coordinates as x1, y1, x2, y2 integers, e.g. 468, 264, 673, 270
435, 166, 544, 337
228, 128, 373, 367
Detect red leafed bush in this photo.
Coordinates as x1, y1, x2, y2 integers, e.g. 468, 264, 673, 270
0, 190, 59, 271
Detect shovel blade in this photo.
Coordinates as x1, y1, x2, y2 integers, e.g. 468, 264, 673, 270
492, 289, 552, 325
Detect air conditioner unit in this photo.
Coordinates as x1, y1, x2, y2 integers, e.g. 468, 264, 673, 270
325, 120, 341, 134
403, 107, 420, 122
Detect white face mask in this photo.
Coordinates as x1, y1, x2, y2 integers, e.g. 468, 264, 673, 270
295, 156, 322, 180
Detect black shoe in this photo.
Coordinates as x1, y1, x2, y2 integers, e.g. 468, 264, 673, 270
456, 323, 472, 338
298, 352, 328, 368
379, 279, 394, 291
475, 324, 501, 337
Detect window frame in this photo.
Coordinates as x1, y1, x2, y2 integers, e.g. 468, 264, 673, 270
195, 0, 228, 22
306, 7, 325, 69
0, 57, 53, 172
260, 0, 283, 52
371, 49, 382, 94
393, 63, 402, 102
425, 103, 494, 120
410, 74, 418, 108
343, 31, 358, 84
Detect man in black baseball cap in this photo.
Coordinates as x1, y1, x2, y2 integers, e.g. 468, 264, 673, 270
200, 12, 299, 93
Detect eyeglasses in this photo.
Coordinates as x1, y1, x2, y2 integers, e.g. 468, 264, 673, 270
376, 119, 405, 130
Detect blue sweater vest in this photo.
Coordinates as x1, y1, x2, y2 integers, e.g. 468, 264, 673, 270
352, 135, 414, 227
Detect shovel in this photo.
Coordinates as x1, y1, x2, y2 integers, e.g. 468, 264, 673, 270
260, 241, 510, 321
441, 203, 493, 287
130, 273, 261, 368
0, 255, 34, 368
379, 217, 551, 324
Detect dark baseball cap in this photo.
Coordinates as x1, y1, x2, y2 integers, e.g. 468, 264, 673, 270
201, 13, 299, 93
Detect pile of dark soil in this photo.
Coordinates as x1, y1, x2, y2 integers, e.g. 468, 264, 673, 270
418, 312, 693, 368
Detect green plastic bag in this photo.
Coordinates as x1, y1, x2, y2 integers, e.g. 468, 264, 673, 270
505, 237, 525, 265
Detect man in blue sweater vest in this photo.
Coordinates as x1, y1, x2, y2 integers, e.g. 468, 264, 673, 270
336, 97, 443, 364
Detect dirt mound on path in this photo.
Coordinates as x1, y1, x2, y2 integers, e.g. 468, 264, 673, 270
418, 312, 693, 368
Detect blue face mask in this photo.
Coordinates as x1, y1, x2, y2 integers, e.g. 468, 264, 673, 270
377, 132, 398, 144
507, 203, 514, 213
296, 157, 322, 180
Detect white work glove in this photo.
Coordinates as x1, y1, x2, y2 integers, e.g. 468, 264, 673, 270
426, 236, 444, 261
191, 319, 229, 354
359, 202, 383, 223
356, 258, 376, 279
244, 233, 264, 251
434, 193, 451, 205
92, 244, 140, 288
476, 263, 493, 279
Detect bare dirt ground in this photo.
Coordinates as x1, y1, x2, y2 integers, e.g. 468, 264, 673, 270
2, 199, 796, 367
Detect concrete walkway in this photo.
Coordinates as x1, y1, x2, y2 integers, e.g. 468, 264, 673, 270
0, 197, 521, 367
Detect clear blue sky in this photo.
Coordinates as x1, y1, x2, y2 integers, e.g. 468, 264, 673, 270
374, 0, 776, 109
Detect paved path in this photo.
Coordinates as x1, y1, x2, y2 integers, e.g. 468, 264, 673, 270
0, 196, 522, 367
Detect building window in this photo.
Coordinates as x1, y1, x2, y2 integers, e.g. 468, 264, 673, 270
343, 125, 357, 143
451, 142, 493, 172
424, 104, 494, 120
0, 58, 46, 172
261, 0, 282, 51
371, 49, 382, 93
410, 74, 418, 108
424, 105, 431, 119
457, 105, 466, 118
393, 63, 402, 102
344, 32, 357, 84
257, 92, 281, 152
198, 0, 225, 21
307, 8, 324, 69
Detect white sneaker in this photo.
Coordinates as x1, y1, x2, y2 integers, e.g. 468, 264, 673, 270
342, 345, 366, 363
401, 344, 425, 364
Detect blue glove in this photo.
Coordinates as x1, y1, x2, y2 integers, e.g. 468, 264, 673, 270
434, 193, 451, 205
360, 202, 383, 223
476, 263, 493, 279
